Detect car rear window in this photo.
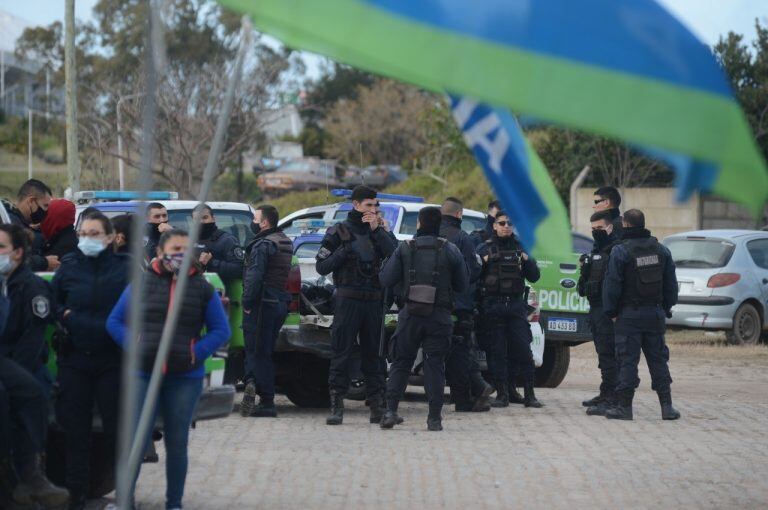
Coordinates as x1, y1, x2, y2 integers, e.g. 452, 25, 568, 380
664, 238, 735, 268
295, 242, 322, 259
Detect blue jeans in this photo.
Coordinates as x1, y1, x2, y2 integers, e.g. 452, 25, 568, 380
132, 375, 203, 509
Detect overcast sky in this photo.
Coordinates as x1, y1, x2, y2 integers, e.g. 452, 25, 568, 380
3, 0, 766, 76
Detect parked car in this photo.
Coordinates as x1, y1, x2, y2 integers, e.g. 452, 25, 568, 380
663, 230, 768, 344
342, 165, 407, 189
257, 157, 345, 194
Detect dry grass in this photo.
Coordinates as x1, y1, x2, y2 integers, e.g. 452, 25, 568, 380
666, 329, 768, 362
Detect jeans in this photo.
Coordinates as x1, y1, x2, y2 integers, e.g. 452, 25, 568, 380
131, 375, 203, 509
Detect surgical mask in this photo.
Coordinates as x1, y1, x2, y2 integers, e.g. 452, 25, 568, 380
78, 237, 107, 257
162, 253, 185, 273
30, 201, 47, 224
0, 254, 13, 275
592, 229, 609, 244
250, 222, 261, 235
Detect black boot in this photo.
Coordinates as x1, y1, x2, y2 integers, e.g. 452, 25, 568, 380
491, 380, 509, 408
251, 398, 278, 418
380, 400, 402, 429
582, 393, 609, 407
470, 383, 494, 412
0, 457, 31, 508
368, 394, 385, 424
586, 392, 615, 416
524, 383, 543, 408
68, 489, 87, 510
427, 407, 443, 431
326, 391, 344, 425
606, 391, 634, 420
658, 391, 681, 420
14, 454, 69, 508
509, 383, 525, 405
240, 380, 257, 417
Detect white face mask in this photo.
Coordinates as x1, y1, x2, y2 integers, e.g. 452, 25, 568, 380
78, 237, 107, 257
0, 254, 14, 275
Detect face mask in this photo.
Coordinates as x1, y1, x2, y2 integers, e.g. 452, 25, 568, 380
30, 201, 47, 224
592, 229, 609, 244
0, 254, 14, 275
200, 222, 217, 239
250, 222, 261, 235
162, 253, 185, 273
78, 237, 107, 257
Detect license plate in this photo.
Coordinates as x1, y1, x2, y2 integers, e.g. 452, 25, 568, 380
548, 318, 577, 332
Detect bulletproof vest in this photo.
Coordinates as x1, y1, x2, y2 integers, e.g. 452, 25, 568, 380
621, 237, 664, 307
335, 223, 381, 289
480, 240, 525, 298
141, 268, 213, 373
263, 231, 293, 290
583, 244, 614, 303
400, 236, 453, 313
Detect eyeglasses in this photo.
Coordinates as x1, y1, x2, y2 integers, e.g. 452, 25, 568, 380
593, 198, 607, 205
496, 221, 510, 226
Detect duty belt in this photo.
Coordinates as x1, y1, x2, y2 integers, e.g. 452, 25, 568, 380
336, 288, 382, 301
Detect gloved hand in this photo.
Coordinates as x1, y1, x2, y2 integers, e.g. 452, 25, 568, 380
665, 309, 673, 319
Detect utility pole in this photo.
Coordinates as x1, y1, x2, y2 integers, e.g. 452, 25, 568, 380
64, 0, 80, 194
28, 109, 33, 178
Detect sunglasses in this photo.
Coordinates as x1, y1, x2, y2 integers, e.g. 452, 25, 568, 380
496, 221, 510, 226
593, 198, 607, 205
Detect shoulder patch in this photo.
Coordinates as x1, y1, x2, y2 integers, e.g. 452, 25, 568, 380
233, 247, 245, 260
317, 247, 332, 260
31, 295, 50, 319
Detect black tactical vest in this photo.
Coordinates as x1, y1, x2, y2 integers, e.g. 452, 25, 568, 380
480, 240, 525, 298
584, 244, 614, 303
621, 237, 664, 307
263, 231, 293, 290
140, 267, 214, 373
335, 223, 381, 289
400, 236, 454, 311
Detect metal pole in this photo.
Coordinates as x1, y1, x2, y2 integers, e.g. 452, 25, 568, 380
45, 68, 51, 120
117, 99, 125, 191
569, 165, 591, 230
64, 0, 80, 194
1, 51, 5, 102
28, 109, 33, 178
122, 14, 253, 488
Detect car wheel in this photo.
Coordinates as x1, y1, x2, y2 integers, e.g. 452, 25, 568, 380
726, 303, 762, 345
284, 353, 331, 408
534, 342, 570, 388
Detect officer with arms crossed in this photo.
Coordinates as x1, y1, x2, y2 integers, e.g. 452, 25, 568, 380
592, 186, 623, 239
477, 211, 544, 409
602, 209, 680, 421
192, 204, 244, 283
379, 206, 469, 431
240, 205, 293, 418
439, 197, 493, 412
316, 185, 397, 425
144, 202, 173, 261
578, 210, 620, 415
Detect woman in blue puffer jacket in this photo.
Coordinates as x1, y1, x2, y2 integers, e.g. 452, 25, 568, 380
51, 211, 129, 509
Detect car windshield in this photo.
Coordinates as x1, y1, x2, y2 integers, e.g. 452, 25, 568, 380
400, 211, 486, 236
168, 209, 255, 247
664, 238, 735, 268
295, 242, 322, 259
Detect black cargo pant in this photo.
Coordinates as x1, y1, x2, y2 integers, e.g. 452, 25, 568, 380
588, 304, 618, 397
56, 351, 120, 495
0, 357, 46, 465
386, 313, 452, 413
486, 311, 535, 387
445, 311, 472, 405
243, 299, 289, 400
328, 295, 386, 398
614, 306, 673, 395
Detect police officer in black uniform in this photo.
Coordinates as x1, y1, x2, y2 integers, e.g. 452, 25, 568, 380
379, 207, 469, 431
470, 199, 501, 246
316, 185, 397, 425
0, 223, 69, 508
592, 186, 623, 239
440, 197, 493, 412
1, 178, 58, 272
477, 211, 544, 409
240, 205, 294, 418
192, 204, 244, 283
578, 210, 620, 415
144, 202, 173, 262
602, 209, 680, 421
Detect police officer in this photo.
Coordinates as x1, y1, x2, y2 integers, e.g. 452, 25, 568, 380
0, 223, 69, 508
439, 197, 493, 412
477, 211, 543, 408
1, 178, 59, 271
240, 205, 293, 418
470, 199, 501, 246
379, 207, 469, 431
144, 202, 173, 261
192, 204, 245, 283
577, 210, 620, 415
592, 186, 623, 239
602, 209, 680, 421
316, 185, 397, 425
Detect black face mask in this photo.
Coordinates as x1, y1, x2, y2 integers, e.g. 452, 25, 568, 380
250, 222, 261, 236
592, 229, 609, 244
29, 201, 47, 224
147, 223, 162, 238
347, 209, 365, 225
200, 222, 217, 239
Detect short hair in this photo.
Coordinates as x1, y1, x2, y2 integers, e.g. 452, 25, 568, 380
623, 209, 645, 228
257, 205, 279, 228
589, 210, 614, 224
158, 228, 188, 250
193, 203, 213, 216
594, 186, 621, 208
81, 211, 114, 235
488, 200, 501, 212
495, 210, 510, 220
0, 223, 30, 261
17, 179, 52, 200
111, 214, 133, 242
418, 206, 442, 232
146, 202, 166, 216
350, 185, 377, 202
441, 197, 463, 215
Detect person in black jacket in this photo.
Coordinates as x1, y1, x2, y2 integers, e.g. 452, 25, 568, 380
592, 186, 623, 240
0, 223, 69, 508
51, 212, 129, 509
41, 198, 79, 262
143, 203, 173, 262
1, 178, 59, 272
192, 204, 244, 283
110, 214, 133, 255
